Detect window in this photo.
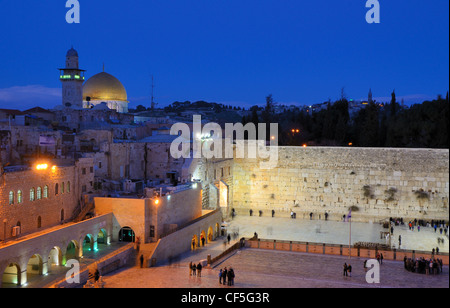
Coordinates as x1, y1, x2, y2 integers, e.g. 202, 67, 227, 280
17, 190, 23, 204
90, 166, 93, 173
82, 168, 86, 175
82, 185, 86, 193
67, 182, 70, 193
37, 216, 42, 228
61, 182, 65, 194
98, 162, 102, 169
149, 225, 155, 238
37, 187, 42, 200
60, 209, 64, 221
55, 183, 59, 195
43, 185, 48, 198
30, 188, 35, 201
9, 191, 14, 205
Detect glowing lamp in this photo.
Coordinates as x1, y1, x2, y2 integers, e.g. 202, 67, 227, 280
36, 164, 48, 170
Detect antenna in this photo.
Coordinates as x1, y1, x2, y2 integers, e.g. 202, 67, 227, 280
151, 75, 155, 110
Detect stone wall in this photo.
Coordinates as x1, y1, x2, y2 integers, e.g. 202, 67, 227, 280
1, 166, 74, 240
231, 147, 449, 222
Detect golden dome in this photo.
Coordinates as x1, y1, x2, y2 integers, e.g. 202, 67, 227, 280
83, 72, 127, 102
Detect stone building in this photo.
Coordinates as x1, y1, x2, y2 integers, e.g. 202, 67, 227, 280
0, 157, 95, 241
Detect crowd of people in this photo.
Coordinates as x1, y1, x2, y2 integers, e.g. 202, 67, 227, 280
404, 256, 444, 275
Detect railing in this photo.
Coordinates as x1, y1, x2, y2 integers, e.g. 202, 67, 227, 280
209, 238, 245, 265
243, 238, 450, 265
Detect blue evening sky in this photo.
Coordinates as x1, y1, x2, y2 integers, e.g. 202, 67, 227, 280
0, 0, 448, 110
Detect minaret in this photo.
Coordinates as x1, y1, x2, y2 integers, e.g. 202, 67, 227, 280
59, 47, 85, 108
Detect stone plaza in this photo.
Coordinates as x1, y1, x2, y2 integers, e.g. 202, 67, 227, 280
100, 215, 449, 288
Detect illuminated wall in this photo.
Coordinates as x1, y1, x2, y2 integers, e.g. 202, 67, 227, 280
231, 147, 449, 222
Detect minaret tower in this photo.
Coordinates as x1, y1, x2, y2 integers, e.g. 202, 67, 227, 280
59, 47, 85, 108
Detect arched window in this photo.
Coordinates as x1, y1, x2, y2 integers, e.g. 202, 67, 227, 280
9, 191, 14, 205
17, 190, 23, 204
30, 188, 35, 201
67, 181, 70, 193
55, 183, 59, 195
43, 185, 48, 198
61, 182, 65, 194
36, 187, 42, 200
60, 209, 64, 222
37, 216, 42, 228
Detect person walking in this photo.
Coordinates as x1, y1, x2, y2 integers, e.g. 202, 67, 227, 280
219, 269, 223, 284
222, 267, 228, 285
197, 262, 202, 277
230, 268, 235, 286
189, 261, 193, 276
227, 267, 234, 286
343, 263, 348, 277
140, 254, 144, 268
192, 263, 197, 276
348, 264, 352, 277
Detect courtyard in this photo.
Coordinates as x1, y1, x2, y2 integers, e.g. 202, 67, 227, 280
101, 216, 449, 289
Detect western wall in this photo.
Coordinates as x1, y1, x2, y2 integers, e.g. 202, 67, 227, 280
229, 146, 449, 223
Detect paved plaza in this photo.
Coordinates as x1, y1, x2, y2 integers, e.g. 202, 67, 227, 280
226, 215, 449, 253
101, 216, 449, 289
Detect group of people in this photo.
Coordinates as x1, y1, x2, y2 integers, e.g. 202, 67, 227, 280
343, 263, 352, 277
404, 256, 444, 275
219, 267, 235, 286
189, 261, 204, 277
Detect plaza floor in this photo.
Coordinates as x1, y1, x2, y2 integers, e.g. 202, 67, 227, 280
225, 215, 449, 253
101, 216, 449, 289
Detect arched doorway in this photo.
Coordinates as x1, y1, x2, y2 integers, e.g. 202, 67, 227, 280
48, 247, 63, 267
27, 254, 43, 282
215, 223, 220, 238
83, 234, 95, 253
200, 230, 207, 246
191, 234, 198, 250
2, 263, 21, 287
119, 227, 135, 242
97, 228, 108, 246
64, 240, 79, 265
207, 226, 214, 242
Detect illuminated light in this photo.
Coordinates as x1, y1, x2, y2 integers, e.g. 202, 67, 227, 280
154, 199, 159, 205
167, 195, 171, 200
271, 136, 275, 140
302, 144, 307, 148
192, 183, 198, 189
51, 165, 57, 171
291, 129, 295, 133
36, 164, 48, 170
348, 142, 353, 146
296, 129, 300, 133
